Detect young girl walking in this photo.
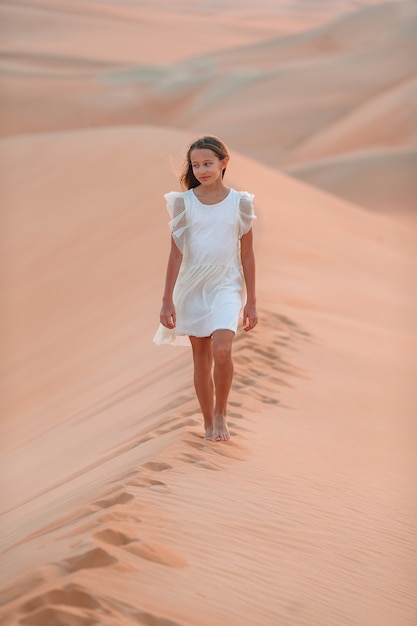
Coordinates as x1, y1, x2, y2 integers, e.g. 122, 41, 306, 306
153, 136, 258, 441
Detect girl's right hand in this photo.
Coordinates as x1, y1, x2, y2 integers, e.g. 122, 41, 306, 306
160, 302, 176, 329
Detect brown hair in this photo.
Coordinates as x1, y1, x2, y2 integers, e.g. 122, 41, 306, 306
180, 136, 229, 190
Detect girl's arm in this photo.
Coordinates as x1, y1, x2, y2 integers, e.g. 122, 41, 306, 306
160, 238, 183, 329
240, 229, 258, 332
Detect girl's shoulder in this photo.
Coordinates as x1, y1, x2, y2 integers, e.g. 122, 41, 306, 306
230, 190, 255, 213
163, 190, 188, 218
226, 189, 255, 204
164, 189, 254, 213
236, 190, 256, 236
163, 190, 187, 201
235, 189, 255, 202
163, 189, 193, 205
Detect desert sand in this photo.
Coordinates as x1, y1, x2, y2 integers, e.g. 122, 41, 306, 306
1, 1, 416, 625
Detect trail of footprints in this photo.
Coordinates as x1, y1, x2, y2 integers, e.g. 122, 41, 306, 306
3, 480, 187, 625
1, 310, 311, 625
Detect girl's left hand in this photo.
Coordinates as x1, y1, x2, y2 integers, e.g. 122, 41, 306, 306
243, 303, 258, 332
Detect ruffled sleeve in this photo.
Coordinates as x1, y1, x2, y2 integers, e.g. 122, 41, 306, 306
164, 191, 188, 254
238, 191, 256, 237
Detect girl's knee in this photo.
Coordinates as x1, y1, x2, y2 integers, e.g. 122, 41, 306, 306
212, 329, 234, 363
212, 341, 232, 364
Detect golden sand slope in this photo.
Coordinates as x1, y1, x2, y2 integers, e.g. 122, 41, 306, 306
285, 147, 417, 217
1, 125, 416, 625
2, 1, 415, 215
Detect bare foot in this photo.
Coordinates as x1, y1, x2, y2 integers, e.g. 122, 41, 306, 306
204, 417, 213, 440
210, 413, 230, 442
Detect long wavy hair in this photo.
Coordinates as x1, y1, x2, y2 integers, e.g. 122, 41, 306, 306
180, 136, 229, 190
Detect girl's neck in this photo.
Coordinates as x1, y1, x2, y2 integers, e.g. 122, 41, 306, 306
193, 183, 230, 203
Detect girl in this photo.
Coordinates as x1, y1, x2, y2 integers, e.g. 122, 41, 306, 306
153, 136, 258, 441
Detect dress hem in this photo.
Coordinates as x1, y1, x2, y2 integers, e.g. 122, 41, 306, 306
153, 325, 237, 347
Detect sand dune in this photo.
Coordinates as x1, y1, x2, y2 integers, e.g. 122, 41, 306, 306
1, 125, 414, 457
2, 1, 415, 215
286, 147, 417, 216
1, 1, 417, 625
4, 4, 416, 146
196, 1, 416, 68
1, 124, 416, 625
164, 3, 417, 165
0, 1, 284, 64
284, 75, 417, 164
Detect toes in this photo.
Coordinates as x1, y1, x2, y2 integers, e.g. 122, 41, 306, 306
210, 433, 230, 442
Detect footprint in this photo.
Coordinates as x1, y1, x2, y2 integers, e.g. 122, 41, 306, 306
261, 396, 280, 405
208, 443, 248, 461
181, 453, 201, 462
269, 376, 292, 386
134, 610, 185, 626
153, 415, 200, 436
126, 541, 187, 568
236, 376, 256, 386
185, 439, 204, 451
126, 475, 153, 487
92, 529, 136, 547
228, 422, 251, 433
181, 452, 223, 471
142, 462, 172, 472
95, 511, 141, 524
250, 368, 268, 377
149, 480, 170, 494
19, 585, 101, 613
19, 607, 96, 626
194, 460, 222, 471
59, 547, 117, 574
92, 491, 134, 509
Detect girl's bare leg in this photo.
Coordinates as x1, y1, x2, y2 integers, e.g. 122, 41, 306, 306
189, 336, 214, 439
211, 329, 234, 441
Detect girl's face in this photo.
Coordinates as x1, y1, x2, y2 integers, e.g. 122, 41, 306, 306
190, 148, 228, 186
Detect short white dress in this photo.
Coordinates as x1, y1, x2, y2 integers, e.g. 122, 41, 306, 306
153, 187, 256, 346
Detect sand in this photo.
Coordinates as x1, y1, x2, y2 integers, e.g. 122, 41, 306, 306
1, 2, 416, 625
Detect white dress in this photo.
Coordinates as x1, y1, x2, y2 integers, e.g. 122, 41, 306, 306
153, 188, 256, 346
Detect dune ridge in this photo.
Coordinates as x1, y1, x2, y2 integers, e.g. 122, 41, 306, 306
1, 123, 417, 625
285, 146, 417, 217
2, 303, 414, 626
2, 1, 415, 214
